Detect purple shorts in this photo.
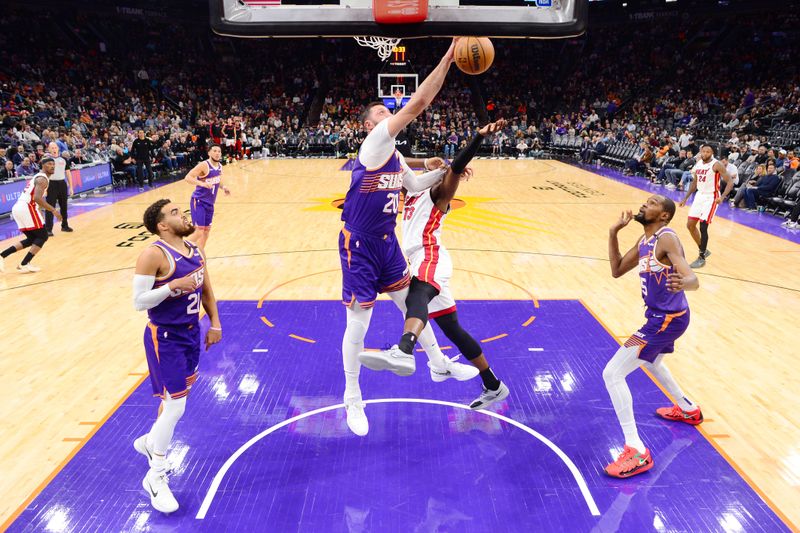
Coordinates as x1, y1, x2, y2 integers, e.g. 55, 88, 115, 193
143, 321, 201, 399
190, 198, 214, 228
339, 226, 410, 309
624, 308, 690, 363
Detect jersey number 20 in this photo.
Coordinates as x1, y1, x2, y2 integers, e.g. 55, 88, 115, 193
383, 192, 399, 214
187, 293, 200, 314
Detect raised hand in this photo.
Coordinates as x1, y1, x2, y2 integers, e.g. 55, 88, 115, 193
478, 119, 507, 136
610, 210, 633, 232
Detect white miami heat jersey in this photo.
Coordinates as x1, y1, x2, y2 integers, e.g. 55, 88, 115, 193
16, 172, 48, 208
401, 189, 446, 258
693, 158, 720, 195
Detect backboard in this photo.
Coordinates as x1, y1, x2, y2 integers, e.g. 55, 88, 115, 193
209, 0, 587, 40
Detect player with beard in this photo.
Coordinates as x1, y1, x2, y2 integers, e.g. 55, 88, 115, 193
131, 199, 223, 512
603, 194, 702, 479
184, 144, 230, 249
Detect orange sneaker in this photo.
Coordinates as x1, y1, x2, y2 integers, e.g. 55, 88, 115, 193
656, 405, 703, 425
604, 446, 654, 478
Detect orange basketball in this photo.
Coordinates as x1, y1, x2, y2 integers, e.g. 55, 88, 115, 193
454, 37, 495, 75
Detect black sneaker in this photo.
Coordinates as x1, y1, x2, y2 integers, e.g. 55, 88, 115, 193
61, 226, 74, 232
47, 230, 54, 237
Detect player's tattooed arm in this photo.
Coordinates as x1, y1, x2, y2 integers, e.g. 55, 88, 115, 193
660, 233, 699, 292
608, 210, 639, 278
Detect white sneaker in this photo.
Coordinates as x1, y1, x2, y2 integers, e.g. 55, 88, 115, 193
665, 183, 676, 190
469, 382, 510, 410
781, 220, 792, 227
142, 469, 179, 513
134, 435, 155, 467
358, 345, 416, 376
789, 222, 799, 229
17, 264, 40, 273
428, 355, 480, 382
344, 397, 369, 436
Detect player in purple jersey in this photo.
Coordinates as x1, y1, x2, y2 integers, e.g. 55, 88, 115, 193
339, 38, 477, 437
132, 198, 222, 512
184, 143, 230, 249
604, 194, 702, 479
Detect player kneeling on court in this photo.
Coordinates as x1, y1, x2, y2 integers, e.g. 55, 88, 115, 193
359, 120, 510, 409
131, 199, 223, 513
604, 195, 703, 479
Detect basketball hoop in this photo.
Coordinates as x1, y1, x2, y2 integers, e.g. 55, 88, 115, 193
354, 36, 402, 61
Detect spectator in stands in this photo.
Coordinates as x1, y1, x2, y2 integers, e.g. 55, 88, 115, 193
721, 155, 739, 188
0, 147, 7, 168
655, 149, 686, 184
113, 147, 137, 183
516, 138, 529, 158
663, 149, 696, 190
751, 145, 769, 164
70, 149, 88, 166
779, 175, 800, 229
623, 142, 653, 176
16, 158, 36, 176
743, 161, 780, 211
1, 160, 17, 180
775, 150, 788, 173
731, 164, 766, 208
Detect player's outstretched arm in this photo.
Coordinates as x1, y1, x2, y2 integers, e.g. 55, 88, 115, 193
184, 162, 211, 189
661, 233, 699, 292
608, 211, 639, 278
431, 119, 506, 211
386, 39, 457, 138
199, 252, 223, 350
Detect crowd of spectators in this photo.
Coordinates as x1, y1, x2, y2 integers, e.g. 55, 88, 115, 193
1, 6, 799, 222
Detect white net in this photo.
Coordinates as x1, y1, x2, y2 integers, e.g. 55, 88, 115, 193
353, 36, 402, 61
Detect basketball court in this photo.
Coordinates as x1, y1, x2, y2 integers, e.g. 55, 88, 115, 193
1, 158, 798, 531
2, 0, 799, 530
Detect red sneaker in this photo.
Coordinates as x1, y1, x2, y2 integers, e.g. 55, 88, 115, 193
656, 405, 703, 425
604, 446, 654, 478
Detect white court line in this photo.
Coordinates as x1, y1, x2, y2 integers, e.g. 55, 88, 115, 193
195, 398, 600, 519
251, 349, 269, 353
528, 348, 544, 352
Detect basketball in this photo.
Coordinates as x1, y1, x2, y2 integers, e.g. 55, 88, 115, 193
455, 37, 495, 75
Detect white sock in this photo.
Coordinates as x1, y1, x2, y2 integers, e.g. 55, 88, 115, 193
646, 355, 696, 412
387, 288, 448, 368
147, 395, 186, 471
602, 346, 647, 454
343, 305, 372, 401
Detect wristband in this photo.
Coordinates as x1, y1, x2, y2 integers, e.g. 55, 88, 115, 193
209, 327, 222, 331
423, 159, 430, 171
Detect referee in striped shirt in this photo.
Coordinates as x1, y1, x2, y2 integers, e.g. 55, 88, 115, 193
44, 142, 73, 235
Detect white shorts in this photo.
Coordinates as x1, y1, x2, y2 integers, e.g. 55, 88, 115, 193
408, 246, 456, 317
12, 202, 43, 232
225, 138, 236, 147
688, 192, 719, 223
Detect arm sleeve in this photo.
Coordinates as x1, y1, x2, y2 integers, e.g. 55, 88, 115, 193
358, 120, 396, 169
403, 167, 447, 194
451, 133, 484, 174
133, 274, 172, 311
